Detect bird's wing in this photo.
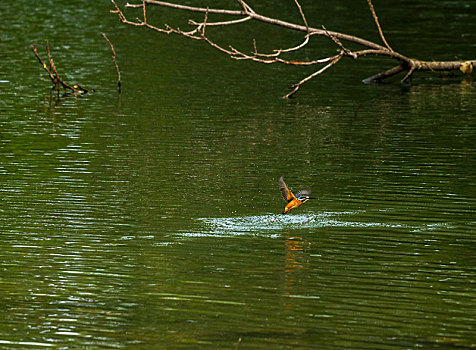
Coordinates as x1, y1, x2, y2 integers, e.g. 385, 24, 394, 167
294, 189, 312, 198
278, 176, 296, 202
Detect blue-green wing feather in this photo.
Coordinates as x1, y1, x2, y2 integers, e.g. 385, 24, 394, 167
294, 189, 312, 199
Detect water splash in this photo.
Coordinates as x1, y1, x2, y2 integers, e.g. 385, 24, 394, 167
190, 211, 453, 238
193, 211, 391, 237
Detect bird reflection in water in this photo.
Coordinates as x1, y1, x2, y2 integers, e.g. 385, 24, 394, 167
282, 232, 311, 311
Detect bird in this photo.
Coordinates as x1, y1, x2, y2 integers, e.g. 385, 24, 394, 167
278, 176, 315, 214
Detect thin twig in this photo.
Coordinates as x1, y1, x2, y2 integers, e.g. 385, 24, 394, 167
284, 54, 342, 98
142, 0, 147, 23
201, 8, 209, 37
293, 0, 308, 32
251, 34, 310, 59
126, 1, 244, 16
321, 26, 356, 58
111, 0, 127, 22
31, 44, 56, 84
46, 43, 61, 88
367, 0, 393, 51
236, 0, 253, 14
189, 16, 251, 28
230, 43, 337, 66
102, 33, 122, 93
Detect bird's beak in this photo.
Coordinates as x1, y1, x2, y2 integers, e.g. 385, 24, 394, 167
309, 197, 316, 199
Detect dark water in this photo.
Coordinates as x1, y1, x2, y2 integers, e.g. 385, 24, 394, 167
1, 1, 475, 349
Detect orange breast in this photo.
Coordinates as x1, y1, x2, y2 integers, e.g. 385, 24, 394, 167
284, 199, 302, 213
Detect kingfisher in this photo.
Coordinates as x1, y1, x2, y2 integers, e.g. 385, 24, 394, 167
278, 176, 315, 214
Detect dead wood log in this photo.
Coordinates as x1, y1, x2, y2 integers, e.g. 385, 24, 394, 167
110, 0, 475, 98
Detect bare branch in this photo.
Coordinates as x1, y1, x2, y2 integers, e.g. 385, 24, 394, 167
321, 26, 357, 59
276, 35, 310, 54
110, 0, 127, 22
367, 0, 393, 51
248, 34, 311, 61
102, 33, 122, 93
124, 0, 389, 50
284, 54, 343, 99
142, 0, 147, 23
111, 1, 476, 96
31, 43, 92, 94
293, 0, 309, 32
125, 1, 244, 16
31, 43, 56, 84
201, 7, 209, 37
189, 16, 252, 28
198, 34, 235, 55
235, 0, 254, 14
46, 43, 61, 86
230, 42, 339, 66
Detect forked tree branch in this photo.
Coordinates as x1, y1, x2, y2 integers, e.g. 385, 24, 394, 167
31, 43, 92, 95
111, 0, 475, 98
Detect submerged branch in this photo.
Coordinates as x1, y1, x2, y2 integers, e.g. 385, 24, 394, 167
362, 65, 405, 84
31, 43, 93, 95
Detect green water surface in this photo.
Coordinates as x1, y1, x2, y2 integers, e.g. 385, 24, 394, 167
1, 1, 475, 349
